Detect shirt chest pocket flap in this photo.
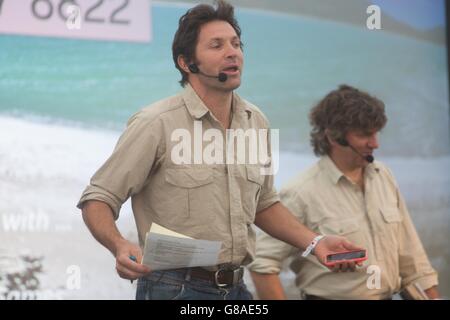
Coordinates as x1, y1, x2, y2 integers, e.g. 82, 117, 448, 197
246, 166, 264, 185
165, 168, 214, 188
319, 219, 360, 236
380, 207, 402, 223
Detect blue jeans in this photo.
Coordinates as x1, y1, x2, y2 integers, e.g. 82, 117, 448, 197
135, 269, 253, 300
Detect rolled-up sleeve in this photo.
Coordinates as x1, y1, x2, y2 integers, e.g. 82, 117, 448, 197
76, 112, 163, 220
256, 183, 280, 213
397, 189, 439, 290
249, 186, 306, 274
247, 230, 295, 274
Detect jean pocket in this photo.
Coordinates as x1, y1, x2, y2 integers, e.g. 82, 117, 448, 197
148, 280, 185, 300
237, 283, 254, 300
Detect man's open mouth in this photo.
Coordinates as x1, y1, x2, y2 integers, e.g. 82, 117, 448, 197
222, 66, 239, 72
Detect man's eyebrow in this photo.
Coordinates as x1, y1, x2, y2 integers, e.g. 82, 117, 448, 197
208, 36, 240, 42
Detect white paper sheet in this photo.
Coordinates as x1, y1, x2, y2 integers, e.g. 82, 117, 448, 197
142, 223, 222, 270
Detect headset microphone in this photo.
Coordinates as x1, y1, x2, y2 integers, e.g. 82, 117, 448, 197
188, 63, 228, 83
337, 138, 374, 163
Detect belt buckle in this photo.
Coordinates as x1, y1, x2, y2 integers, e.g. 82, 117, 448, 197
214, 267, 243, 288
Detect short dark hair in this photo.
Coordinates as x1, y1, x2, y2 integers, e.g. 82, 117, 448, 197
309, 85, 387, 156
172, 0, 242, 87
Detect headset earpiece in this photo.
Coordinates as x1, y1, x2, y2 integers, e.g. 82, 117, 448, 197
336, 137, 349, 147
188, 63, 199, 74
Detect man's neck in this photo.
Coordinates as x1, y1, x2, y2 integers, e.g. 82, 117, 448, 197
190, 82, 233, 129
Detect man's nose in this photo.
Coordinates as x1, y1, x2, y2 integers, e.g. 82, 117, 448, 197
224, 42, 240, 59
368, 134, 379, 149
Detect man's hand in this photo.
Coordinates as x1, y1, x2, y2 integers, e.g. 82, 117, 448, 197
313, 235, 364, 272
424, 286, 440, 300
81, 200, 151, 280
114, 239, 151, 280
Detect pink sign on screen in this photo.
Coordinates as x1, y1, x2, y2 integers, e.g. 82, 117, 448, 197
0, 0, 151, 43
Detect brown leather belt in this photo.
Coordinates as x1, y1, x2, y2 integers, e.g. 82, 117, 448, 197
187, 266, 244, 287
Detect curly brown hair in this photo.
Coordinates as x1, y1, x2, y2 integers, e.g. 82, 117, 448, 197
309, 85, 387, 156
172, 0, 242, 87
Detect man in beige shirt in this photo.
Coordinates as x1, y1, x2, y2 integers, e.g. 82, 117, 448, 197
76, 2, 361, 300
249, 85, 440, 300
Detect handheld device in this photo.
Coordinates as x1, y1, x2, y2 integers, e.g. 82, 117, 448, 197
325, 249, 367, 267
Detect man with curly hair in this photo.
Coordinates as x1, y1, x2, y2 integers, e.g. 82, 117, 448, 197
249, 85, 440, 300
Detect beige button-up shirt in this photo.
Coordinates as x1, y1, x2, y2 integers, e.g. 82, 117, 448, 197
77, 84, 279, 266
248, 155, 438, 299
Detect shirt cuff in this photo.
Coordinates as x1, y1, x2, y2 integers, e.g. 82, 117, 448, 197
76, 185, 122, 220
414, 274, 439, 291
256, 191, 280, 213
247, 257, 282, 274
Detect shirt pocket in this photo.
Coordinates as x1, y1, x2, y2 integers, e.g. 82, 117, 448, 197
242, 165, 264, 222
318, 219, 365, 247
378, 206, 402, 254
165, 167, 214, 220
318, 219, 359, 236
379, 207, 402, 224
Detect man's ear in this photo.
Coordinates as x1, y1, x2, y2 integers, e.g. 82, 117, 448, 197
325, 129, 335, 146
177, 55, 190, 73
326, 129, 344, 147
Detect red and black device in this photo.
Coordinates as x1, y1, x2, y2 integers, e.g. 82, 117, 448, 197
325, 249, 367, 267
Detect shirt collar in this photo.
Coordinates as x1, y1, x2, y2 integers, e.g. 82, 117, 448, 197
319, 155, 380, 185
182, 84, 210, 120
319, 155, 345, 185
232, 93, 253, 123
364, 161, 380, 180
182, 83, 253, 120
